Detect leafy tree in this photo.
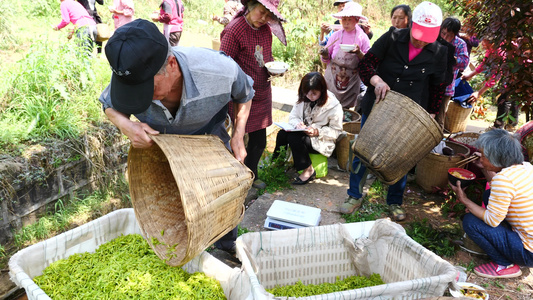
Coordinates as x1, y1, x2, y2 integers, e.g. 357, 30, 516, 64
457, 0, 532, 120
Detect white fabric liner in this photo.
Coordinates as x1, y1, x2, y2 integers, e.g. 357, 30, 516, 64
235, 219, 458, 300
8, 208, 251, 300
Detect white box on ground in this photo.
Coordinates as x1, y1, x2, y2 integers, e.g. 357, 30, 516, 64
8, 209, 252, 300
264, 200, 321, 230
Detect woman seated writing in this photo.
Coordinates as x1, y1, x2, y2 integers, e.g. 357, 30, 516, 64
450, 129, 533, 278
273, 72, 343, 185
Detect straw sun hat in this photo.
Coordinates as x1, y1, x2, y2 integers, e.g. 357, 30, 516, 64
332, 2, 368, 21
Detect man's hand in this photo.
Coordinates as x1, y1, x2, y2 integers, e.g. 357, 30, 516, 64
121, 121, 160, 148
230, 136, 247, 162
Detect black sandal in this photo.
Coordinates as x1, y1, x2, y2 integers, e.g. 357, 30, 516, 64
292, 171, 316, 185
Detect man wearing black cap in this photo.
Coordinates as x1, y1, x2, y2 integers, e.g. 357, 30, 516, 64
99, 19, 254, 253
99, 19, 254, 162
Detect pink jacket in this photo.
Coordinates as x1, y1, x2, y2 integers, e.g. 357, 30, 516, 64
112, 0, 135, 29
158, 0, 184, 32
56, 0, 96, 29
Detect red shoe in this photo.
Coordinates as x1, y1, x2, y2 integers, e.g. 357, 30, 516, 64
474, 262, 522, 278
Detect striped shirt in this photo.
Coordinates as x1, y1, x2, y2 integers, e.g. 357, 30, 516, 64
484, 162, 533, 252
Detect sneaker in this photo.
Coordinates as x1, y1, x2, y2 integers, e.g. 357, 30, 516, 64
340, 196, 363, 214
389, 204, 406, 222
252, 179, 266, 189
474, 262, 522, 278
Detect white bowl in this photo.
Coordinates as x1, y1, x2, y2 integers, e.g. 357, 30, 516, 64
449, 282, 489, 299
339, 44, 356, 52
265, 61, 289, 75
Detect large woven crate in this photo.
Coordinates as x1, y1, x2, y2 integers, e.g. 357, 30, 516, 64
8, 209, 249, 300
236, 220, 457, 299
353, 91, 443, 185
127, 134, 253, 266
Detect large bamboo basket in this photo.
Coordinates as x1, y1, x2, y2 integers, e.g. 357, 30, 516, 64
127, 134, 253, 266
352, 91, 443, 185
336, 110, 361, 170
444, 102, 473, 133
416, 141, 471, 192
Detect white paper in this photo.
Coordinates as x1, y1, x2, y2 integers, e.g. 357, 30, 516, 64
274, 122, 306, 132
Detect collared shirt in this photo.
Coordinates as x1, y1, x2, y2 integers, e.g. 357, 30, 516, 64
99, 47, 254, 148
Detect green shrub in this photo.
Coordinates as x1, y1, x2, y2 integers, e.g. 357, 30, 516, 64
0, 41, 105, 148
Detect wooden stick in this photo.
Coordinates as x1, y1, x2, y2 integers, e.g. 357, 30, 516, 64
324, 37, 339, 50
456, 156, 478, 168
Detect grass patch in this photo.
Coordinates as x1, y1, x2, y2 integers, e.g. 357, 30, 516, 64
404, 218, 460, 257
257, 147, 293, 195
343, 180, 389, 223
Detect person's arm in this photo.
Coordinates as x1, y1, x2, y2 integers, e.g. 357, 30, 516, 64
99, 85, 159, 148
455, 39, 470, 72
228, 63, 254, 162
449, 181, 486, 220
112, 0, 134, 16
157, 2, 172, 24
54, 3, 71, 30
231, 101, 251, 162
467, 83, 491, 104
105, 107, 160, 148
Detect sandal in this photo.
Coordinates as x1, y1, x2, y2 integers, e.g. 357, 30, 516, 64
389, 204, 406, 222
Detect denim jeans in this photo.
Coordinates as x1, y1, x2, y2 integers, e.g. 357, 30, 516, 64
347, 114, 407, 205
463, 189, 533, 267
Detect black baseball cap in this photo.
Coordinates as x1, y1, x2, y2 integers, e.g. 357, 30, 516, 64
105, 19, 169, 114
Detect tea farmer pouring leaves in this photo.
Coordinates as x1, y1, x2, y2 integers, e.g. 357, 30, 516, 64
98, 19, 254, 253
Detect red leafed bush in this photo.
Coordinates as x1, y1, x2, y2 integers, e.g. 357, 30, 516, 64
457, 0, 533, 111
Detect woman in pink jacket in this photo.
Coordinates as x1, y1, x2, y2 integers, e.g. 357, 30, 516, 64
109, 0, 134, 29
53, 0, 97, 54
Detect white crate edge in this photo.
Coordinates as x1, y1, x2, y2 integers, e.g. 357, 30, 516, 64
235, 220, 457, 300
8, 208, 247, 300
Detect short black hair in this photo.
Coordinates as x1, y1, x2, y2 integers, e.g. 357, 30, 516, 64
441, 17, 461, 36
390, 4, 412, 23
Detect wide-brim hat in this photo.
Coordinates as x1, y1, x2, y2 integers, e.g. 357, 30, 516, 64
105, 19, 168, 114
411, 1, 442, 43
240, 0, 287, 45
332, 2, 368, 22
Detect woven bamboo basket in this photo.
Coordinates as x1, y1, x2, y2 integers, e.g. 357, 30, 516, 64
127, 134, 253, 266
352, 91, 443, 185
449, 131, 481, 147
335, 121, 361, 170
416, 141, 471, 192
444, 102, 473, 133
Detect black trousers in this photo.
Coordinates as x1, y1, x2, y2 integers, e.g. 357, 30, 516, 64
273, 130, 318, 171
244, 128, 266, 179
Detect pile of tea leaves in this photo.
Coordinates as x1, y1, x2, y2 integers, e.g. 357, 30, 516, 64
33, 234, 225, 299
267, 273, 385, 297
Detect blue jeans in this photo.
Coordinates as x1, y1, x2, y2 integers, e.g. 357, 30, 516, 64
347, 114, 407, 205
463, 189, 533, 267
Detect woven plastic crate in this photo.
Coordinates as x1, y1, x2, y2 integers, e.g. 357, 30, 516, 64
8, 208, 250, 300
235, 219, 457, 299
